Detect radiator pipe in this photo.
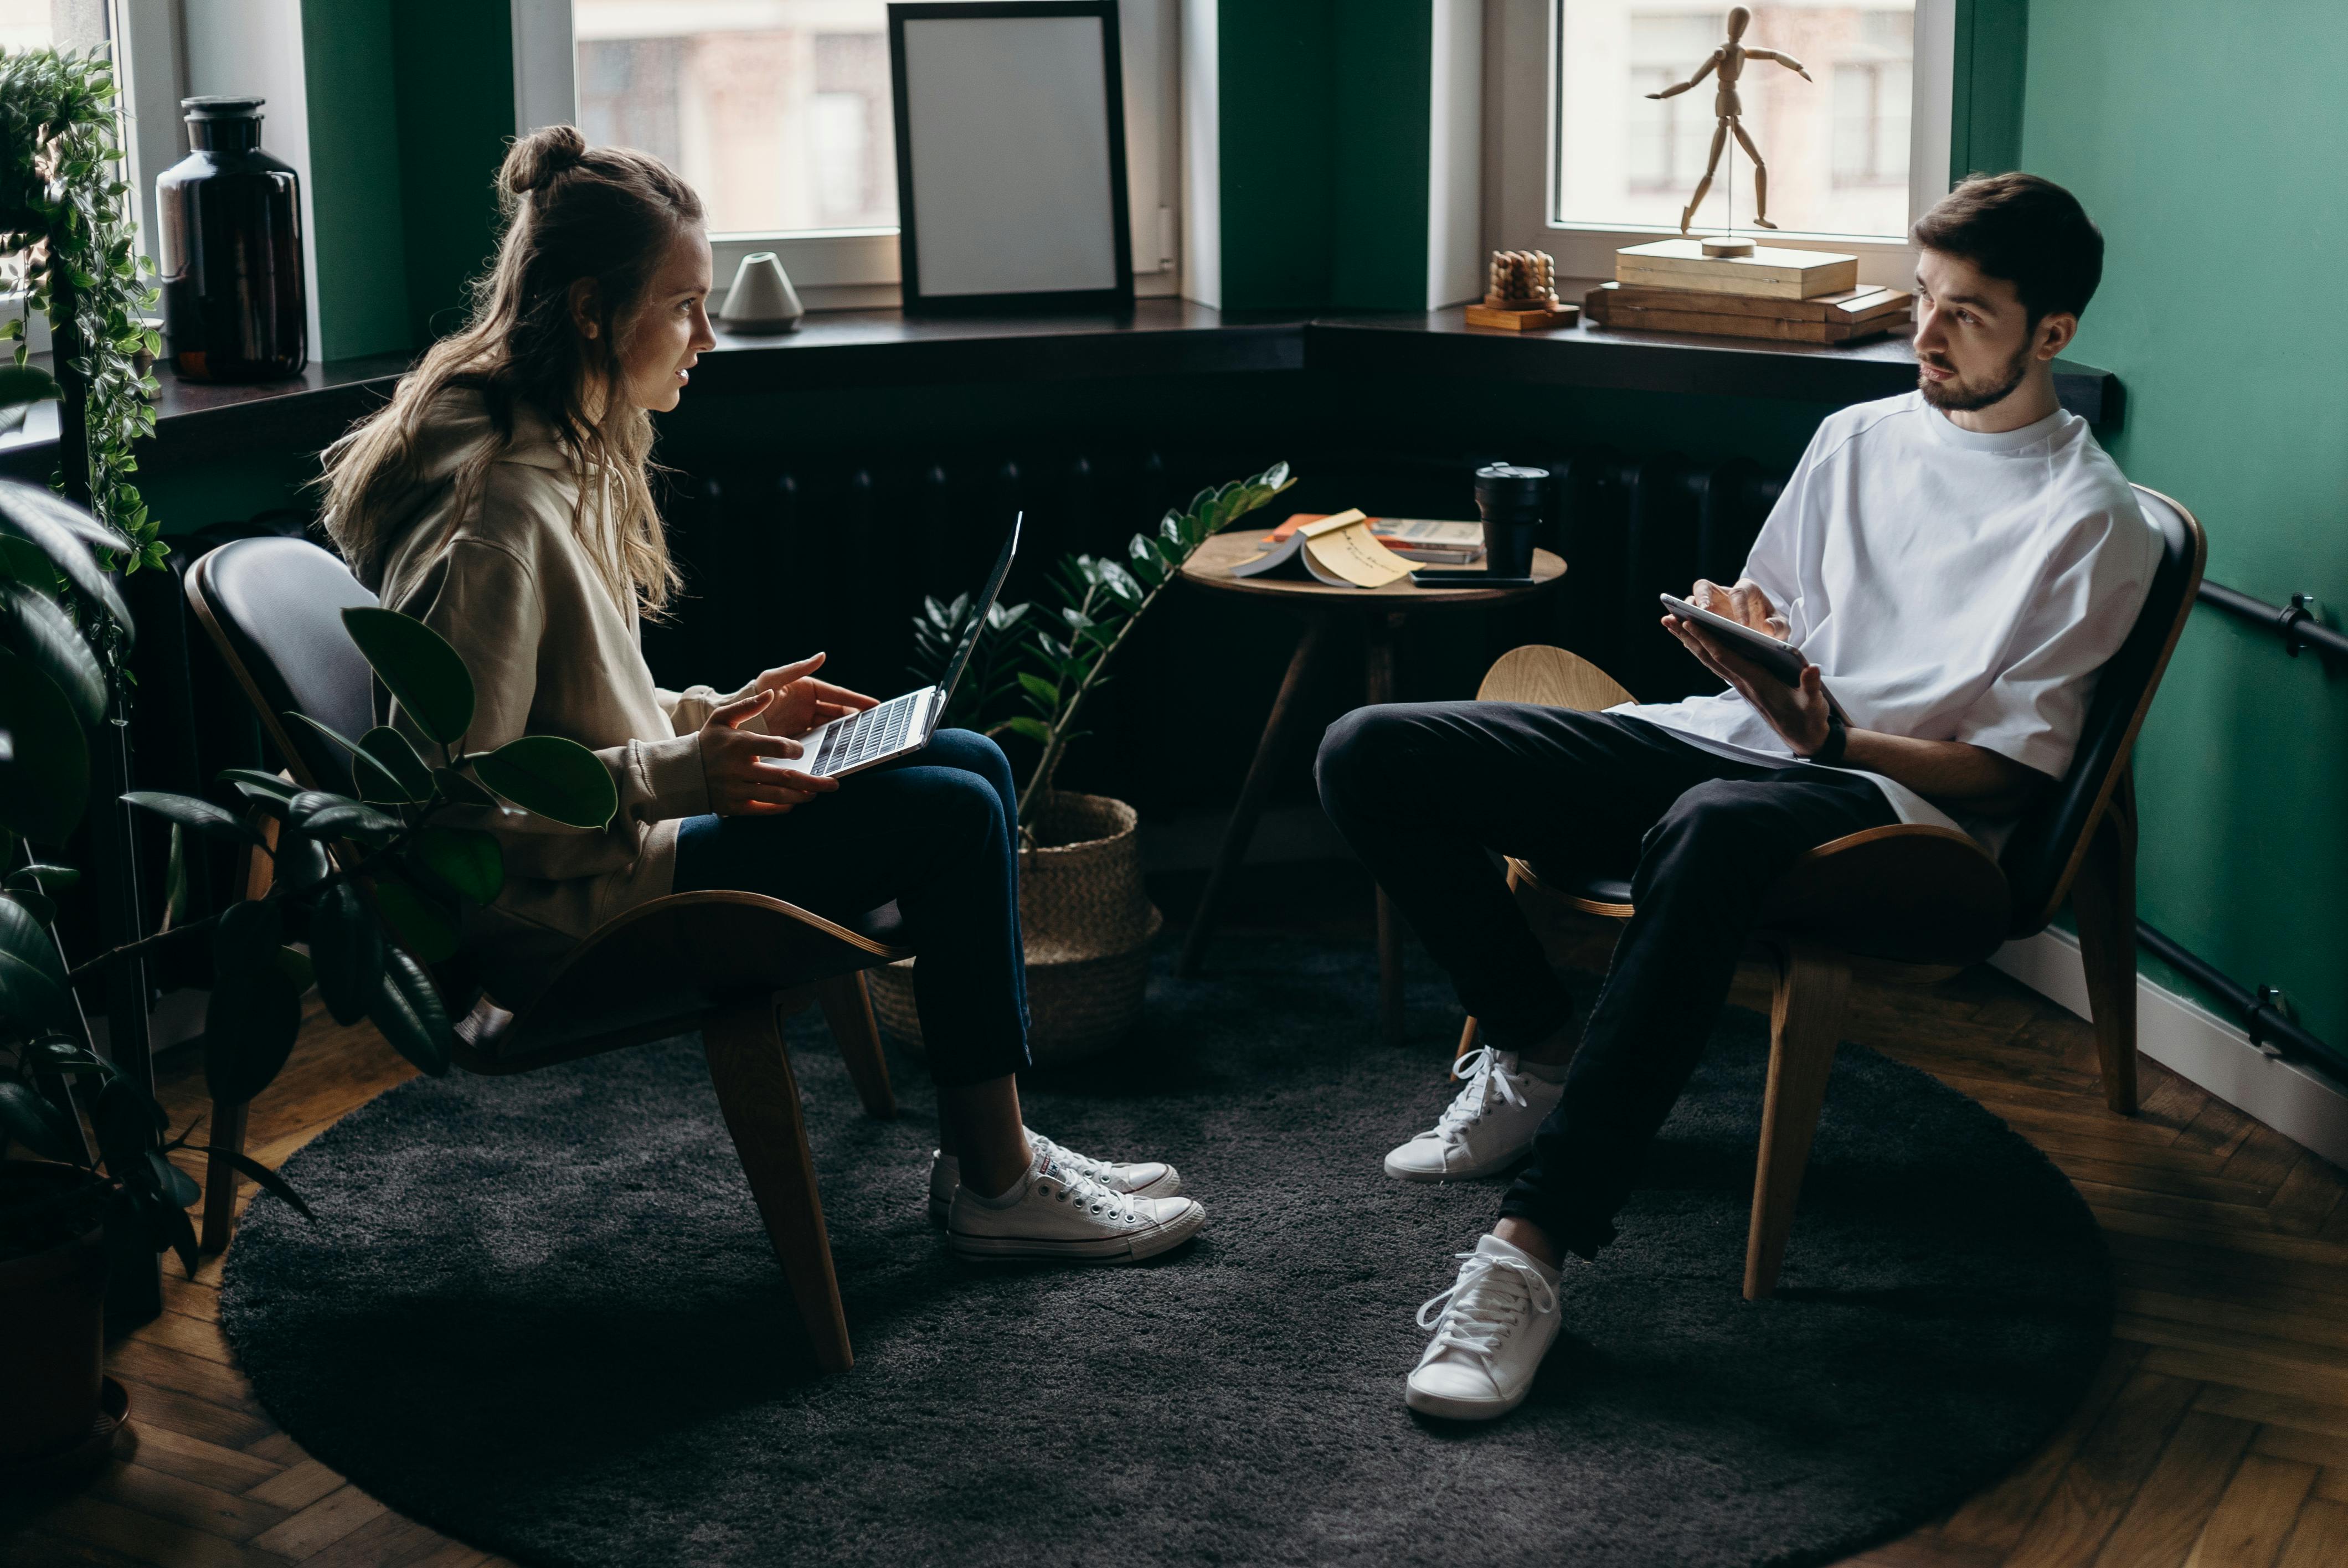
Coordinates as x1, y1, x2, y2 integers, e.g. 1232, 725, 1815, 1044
2134, 920, 2335, 1068
2197, 580, 2348, 662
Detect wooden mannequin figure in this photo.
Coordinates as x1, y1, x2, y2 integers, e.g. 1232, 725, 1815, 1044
1646, 5, 1813, 238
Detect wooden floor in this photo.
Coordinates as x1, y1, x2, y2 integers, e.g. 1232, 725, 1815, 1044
7, 904, 2348, 1567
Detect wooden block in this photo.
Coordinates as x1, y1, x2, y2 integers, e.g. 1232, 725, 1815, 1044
1615, 238, 1859, 298
1604, 281, 1912, 324
1464, 301, 1580, 332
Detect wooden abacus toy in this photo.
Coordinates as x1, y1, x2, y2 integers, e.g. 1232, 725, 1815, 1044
1464, 250, 1582, 332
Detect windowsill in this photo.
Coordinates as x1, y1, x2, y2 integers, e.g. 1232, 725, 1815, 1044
0, 296, 2120, 478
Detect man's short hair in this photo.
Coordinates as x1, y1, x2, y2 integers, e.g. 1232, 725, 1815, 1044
1912, 173, 2104, 324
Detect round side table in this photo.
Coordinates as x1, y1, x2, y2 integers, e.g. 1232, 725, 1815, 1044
1176, 532, 1567, 1045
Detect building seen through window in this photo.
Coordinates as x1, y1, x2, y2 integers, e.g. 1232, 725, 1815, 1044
1559, 0, 1916, 240
575, 0, 897, 236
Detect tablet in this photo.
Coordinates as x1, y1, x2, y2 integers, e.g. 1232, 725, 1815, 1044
1658, 592, 1851, 723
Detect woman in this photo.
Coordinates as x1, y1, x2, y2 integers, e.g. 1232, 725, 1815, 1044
320, 125, 1203, 1263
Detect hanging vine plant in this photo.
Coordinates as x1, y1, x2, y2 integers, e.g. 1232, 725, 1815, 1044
0, 44, 166, 617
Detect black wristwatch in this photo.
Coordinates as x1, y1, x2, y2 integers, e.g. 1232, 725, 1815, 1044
1809, 709, 1848, 766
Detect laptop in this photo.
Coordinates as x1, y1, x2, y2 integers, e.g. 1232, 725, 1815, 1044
798, 514, 1022, 778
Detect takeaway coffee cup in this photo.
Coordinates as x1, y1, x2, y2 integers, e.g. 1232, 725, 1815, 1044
1474, 463, 1549, 577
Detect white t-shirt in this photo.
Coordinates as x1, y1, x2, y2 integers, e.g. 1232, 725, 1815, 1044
1614, 391, 2160, 853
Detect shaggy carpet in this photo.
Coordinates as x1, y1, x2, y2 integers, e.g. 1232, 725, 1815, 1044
219, 936, 2110, 1568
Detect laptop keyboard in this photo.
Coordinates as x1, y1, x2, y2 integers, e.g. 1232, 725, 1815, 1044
811, 691, 921, 775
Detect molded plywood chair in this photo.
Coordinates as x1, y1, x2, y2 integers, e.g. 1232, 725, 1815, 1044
1460, 484, 2205, 1300
185, 536, 905, 1373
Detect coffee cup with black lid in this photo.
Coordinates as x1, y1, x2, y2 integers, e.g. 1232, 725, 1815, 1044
1474, 463, 1549, 577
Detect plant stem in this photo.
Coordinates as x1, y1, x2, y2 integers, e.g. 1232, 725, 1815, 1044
1016, 572, 1169, 824
62, 914, 217, 982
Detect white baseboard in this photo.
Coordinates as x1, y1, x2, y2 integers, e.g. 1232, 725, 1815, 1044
1993, 929, 2348, 1172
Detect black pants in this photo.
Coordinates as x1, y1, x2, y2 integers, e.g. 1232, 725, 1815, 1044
673, 729, 1030, 1088
1315, 704, 1896, 1259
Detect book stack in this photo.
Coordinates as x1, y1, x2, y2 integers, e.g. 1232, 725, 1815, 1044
1583, 238, 1911, 346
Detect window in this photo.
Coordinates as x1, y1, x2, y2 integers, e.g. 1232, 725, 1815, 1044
553, 0, 1183, 307
0, 0, 50, 51
1488, 0, 1954, 290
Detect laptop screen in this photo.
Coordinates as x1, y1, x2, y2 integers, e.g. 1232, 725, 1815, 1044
940, 513, 1021, 704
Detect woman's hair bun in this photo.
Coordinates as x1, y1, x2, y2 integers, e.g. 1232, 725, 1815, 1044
503, 124, 590, 197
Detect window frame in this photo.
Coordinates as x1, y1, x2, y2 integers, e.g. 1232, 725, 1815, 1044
1486, 0, 1956, 292
535, 0, 1183, 310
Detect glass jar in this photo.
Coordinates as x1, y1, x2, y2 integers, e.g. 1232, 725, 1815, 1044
156, 97, 307, 382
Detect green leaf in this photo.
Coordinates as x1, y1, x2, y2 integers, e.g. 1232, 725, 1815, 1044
284, 710, 365, 762
339, 607, 474, 745
203, 903, 300, 1106
215, 769, 297, 801
287, 790, 403, 842
274, 830, 331, 893
121, 790, 265, 846
310, 881, 384, 1027
358, 726, 434, 803
1002, 715, 1052, 744
472, 735, 617, 829
93, 1077, 165, 1179
411, 826, 502, 904
0, 866, 71, 1025
0, 1080, 82, 1162
275, 945, 314, 993
371, 875, 460, 963
1016, 671, 1062, 708
0, 647, 90, 840
0, 579, 103, 725
2, 885, 56, 924
197, 1143, 315, 1220
145, 1147, 202, 1209
0, 479, 132, 634
369, 947, 452, 1076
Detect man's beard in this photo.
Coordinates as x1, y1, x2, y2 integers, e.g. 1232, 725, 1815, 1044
1918, 340, 2033, 412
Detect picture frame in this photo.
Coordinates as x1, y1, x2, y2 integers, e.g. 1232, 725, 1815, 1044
887, 1, 1134, 315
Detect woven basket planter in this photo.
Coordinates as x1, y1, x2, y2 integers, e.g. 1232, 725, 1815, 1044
870, 791, 1161, 1066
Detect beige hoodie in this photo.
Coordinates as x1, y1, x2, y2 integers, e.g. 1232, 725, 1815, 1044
361, 389, 756, 1007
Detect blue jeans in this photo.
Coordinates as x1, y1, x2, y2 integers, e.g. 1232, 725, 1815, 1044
673, 728, 1031, 1087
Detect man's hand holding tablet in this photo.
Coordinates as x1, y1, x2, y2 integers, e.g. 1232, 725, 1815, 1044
1659, 579, 1848, 759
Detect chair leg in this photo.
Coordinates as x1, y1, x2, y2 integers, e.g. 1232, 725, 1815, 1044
2069, 784, 2140, 1116
817, 971, 896, 1120
1453, 1015, 1479, 1076
199, 1100, 249, 1256
703, 995, 853, 1374
1744, 941, 1850, 1302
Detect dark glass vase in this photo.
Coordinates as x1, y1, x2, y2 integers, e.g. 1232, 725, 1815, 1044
156, 96, 307, 382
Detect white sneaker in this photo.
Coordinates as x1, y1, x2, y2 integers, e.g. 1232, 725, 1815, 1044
928, 1129, 1182, 1225
946, 1148, 1207, 1262
1383, 1046, 1563, 1182
1404, 1235, 1564, 1421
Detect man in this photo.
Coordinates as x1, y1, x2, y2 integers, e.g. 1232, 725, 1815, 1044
1316, 173, 2158, 1421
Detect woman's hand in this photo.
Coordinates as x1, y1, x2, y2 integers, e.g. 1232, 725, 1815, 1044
700, 690, 838, 815
750, 652, 878, 739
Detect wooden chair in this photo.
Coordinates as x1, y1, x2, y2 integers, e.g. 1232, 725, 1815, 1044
184, 536, 907, 1373
1458, 484, 2206, 1301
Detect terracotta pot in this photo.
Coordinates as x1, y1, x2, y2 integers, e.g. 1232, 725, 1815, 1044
872, 792, 1160, 1066
1, 1162, 110, 1463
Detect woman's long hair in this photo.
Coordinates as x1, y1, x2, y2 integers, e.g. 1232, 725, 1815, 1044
321, 125, 699, 615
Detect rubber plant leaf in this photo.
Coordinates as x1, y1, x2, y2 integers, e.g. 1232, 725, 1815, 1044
369, 947, 452, 1077
472, 735, 617, 829
0, 579, 104, 725
121, 790, 267, 846
309, 880, 384, 1027
340, 607, 475, 745
0, 647, 90, 842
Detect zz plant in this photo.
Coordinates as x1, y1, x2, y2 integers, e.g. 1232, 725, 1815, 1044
1, 476, 615, 1274
909, 462, 1295, 826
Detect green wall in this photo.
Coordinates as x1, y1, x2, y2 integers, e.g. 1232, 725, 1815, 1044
292, 0, 517, 359
2021, 0, 2348, 1051
1217, 1, 1430, 313
300, 0, 409, 359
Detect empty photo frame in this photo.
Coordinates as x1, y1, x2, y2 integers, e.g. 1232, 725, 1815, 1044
888, 1, 1133, 313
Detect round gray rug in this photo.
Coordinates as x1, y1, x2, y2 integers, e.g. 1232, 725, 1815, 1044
219, 936, 2110, 1568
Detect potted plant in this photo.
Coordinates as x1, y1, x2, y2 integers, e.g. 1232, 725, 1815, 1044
873, 463, 1295, 1062
0, 475, 615, 1477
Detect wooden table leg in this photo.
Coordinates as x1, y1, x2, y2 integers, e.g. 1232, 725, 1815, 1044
1366, 611, 1405, 1047
1177, 614, 1336, 978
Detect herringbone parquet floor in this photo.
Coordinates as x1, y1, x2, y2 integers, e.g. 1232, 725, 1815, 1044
6, 904, 2346, 1568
